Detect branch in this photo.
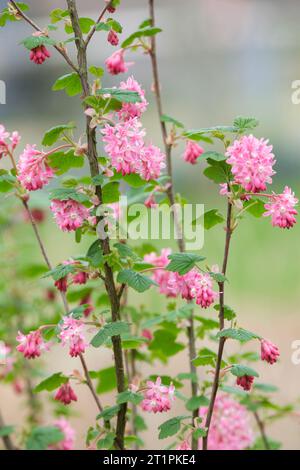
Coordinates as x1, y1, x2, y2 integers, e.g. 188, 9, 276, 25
0, 409, 15, 450
9, 1, 79, 73
148, 0, 198, 450
253, 410, 270, 450
202, 201, 233, 450
66, 0, 127, 450
84, 1, 113, 48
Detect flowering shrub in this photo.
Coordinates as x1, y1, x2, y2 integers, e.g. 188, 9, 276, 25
0, 0, 298, 452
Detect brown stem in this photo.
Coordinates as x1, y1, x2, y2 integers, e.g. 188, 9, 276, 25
79, 355, 103, 413
0, 409, 15, 450
85, 1, 113, 48
66, 0, 127, 449
9, 1, 78, 73
253, 411, 270, 450
202, 201, 233, 450
148, 0, 198, 449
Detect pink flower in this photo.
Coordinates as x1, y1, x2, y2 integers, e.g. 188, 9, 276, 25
54, 276, 68, 292
168, 269, 217, 308
0, 344, 15, 378
51, 418, 76, 450
260, 339, 280, 365
107, 30, 119, 46
236, 375, 254, 391
144, 249, 176, 297
226, 135, 275, 192
141, 329, 153, 341
50, 199, 90, 232
16, 330, 50, 359
176, 440, 191, 450
118, 76, 148, 120
219, 183, 231, 197
54, 383, 78, 405
29, 45, 51, 65
58, 316, 88, 358
199, 394, 253, 450
263, 186, 298, 229
144, 193, 158, 208
17, 144, 54, 191
141, 377, 175, 414
138, 144, 165, 181
105, 49, 133, 75
80, 294, 94, 317
72, 271, 89, 285
183, 140, 204, 164
0, 125, 21, 158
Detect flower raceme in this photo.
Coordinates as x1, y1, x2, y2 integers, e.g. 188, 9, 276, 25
107, 30, 119, 46
0, 124, 21, 158
16, 330, 50, 359
236, 374, 255, 391
54, 382, 78, 405
50, 418, 76, 451
29, 45, 51, 65
183, 140, 204, 164
17, 144, 54, 191
199, 394, 254, 450
58, 316, 88, 358
141, 377, 175, 414
226, 134, 275, 193
118, 76, 148, 120
263, 186, 298, 229
50, 199, 91, 232
261, 339, 280, 365
105, 49, 133, 75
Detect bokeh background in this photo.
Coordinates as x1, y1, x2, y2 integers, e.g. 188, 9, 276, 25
0, 0, 300, 449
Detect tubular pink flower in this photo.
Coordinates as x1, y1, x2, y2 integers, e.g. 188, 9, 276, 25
72, 271, 89, 285
263, 186, 298, 229
260, 339, 280, 365
16, 330, 50, 359
54, 382, 78, 405
17, 144, 54, 191
107, 30, 119, 46
141, 377, 175, 414
54, 276, 68, 292
226, 134, 275, 192
51, 418, 76, 450
236, 375, 254, 391
50, 199, 91, 232
118, 76, 148, 120
199, 394, 254, 450
105, 49, 133, 75
168, 269, 217, 308
144, 249, 177, 297
138, 144, 166, 181
176, 440, 191, 450
183, 140, 204, 164
144, 193, 158, 208
29, 45, 51, 65
58, 316, 88, 358
0, 344, 15, 378
80, 294, 94, 317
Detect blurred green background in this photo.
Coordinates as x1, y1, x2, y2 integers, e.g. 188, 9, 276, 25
0, 0, 300, 449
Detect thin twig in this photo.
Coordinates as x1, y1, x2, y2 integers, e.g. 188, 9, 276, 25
9, 1, 78, 73
148, 0, 199, 449
85, 1, 113, 48
202, 201, 233, 450
0, 409, 15, 450
253, 410, 270, 450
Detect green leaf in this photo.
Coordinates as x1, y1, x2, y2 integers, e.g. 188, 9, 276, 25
34, 373, 68, 393
48, 151, 84, 174
50, 8, 69, 24
95, 22, 110, 32
216, 328, 261, 343
230, 364, 259, 378
122, 173, 146, 187
158, 415, 190, 440
202, 151, 226, 162
233, 116, 259, 133
116, 390, 143, 405
43, 263, 76, 281
177, 372, 198, 384
26, 426, 64, 450
49, 187, 89, 204
97, 88, 142, 103
21, 35, 56, 50
114, 242, 139, 261
244, 199, 266, 218
139, 18, 152, 29
192, 348, 217, 367
117, 269, 157, 293
97, 432, 115, 449
90, 321, 130, 348
203, 160, 232, 184
160, 114, 184, 128
184, 126, 237, 140
209, 272, 227, 283
214, 304, 236, 320
90, 367, 116, 394
0, 425, 15, 437
193, 427, 207, 439
121, 27, 162, 48
96, 405, 120, 421
65, 17, 95, 34
86, 240, 104, 267
166, 252, 205, 275
203, 209, 224, 230
107, 18, 123, 33
186, 395, 209, 411
102, 181, 120, 203
0, 172, 16, 192
149, 330, 185, 357
89, 66, 104, 78
52, 73, 82, 97
42, 124, 75, 146
254, 383, 279, 393
142, 304, 193, 329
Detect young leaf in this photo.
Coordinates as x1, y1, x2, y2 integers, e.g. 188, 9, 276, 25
166, 252, 205, 275
21, 35, 56, 50
186, 395, 209, 411
43, 263, 76, 281
193, 428, 207, 439
202, 151, 226, 162
117, 269, 157, 293
216, 328, 261, 343
52, 73, 82, 97
89, 66, 104, 78
160, 114, 184, 128
214, 304, 236, 320
86, 240, 104, 267
96, 405, 120, 421
121, 27, 162, 48
158, 416, 190, 439
230, 364, 259, 378
42, 124, 75, 146
203, 209, 224, 230
233, 116, 259, 133
49, 188, 89, 204
192, 348, 217, 367
34, 373, 68, 393
116, 390, 143, 405
97, 88, 142, 103
90, 321, 130, 348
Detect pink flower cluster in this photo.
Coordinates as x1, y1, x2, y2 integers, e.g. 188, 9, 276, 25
102, 117, 165, 180
141, 377, 175, 414
17, 144, 54, 191
144, 249, 217, 308
105, 49, 133, 75
16, 330, 50, 359
183, 140, 204, 164
263, 186, 298, 229
51, 418, 76, 451
58, 316, 88, 358
199, 394, 254, 450
0, 125, 21, 158
118, 76, 148, 120
54, 262, 89, 293
260, 339, 280, 365
107, 30, 119, 46
236, 375, 254, 391
226, 134, 275, 193
54, 382, 77, 405
50, 199, 91, 232
29, 45, 51, 65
